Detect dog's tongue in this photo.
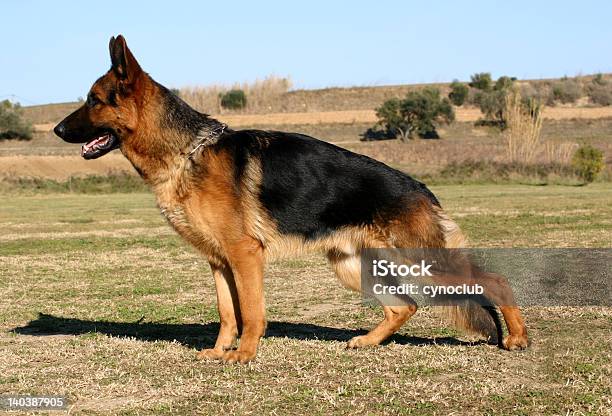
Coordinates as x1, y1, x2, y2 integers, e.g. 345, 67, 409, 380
81, 135, 110, 157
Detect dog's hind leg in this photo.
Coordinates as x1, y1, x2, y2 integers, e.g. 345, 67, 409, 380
196, 263, 241, 360
327, 250, 418, 348
472, 269, 529, 350
348, 304, 418, 348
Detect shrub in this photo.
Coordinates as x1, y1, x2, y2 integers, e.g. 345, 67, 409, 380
469, 73, 493, 91
571, 145, 604, 183
494, 76, 514, 91
586, 82, 612, 106
430, 160, 576, 185
551, 78, 583, 104
448, 81, 469, 106
374, 88, 454, 141
592, 73, 607, 86
520, 83, 552, 106
0, 100, 33, 140
219, 89, 247, 110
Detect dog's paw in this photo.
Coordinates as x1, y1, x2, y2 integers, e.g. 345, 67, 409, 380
347, 335, 377, 349
502, 334, 529, 351
221, 349, 256, 364
195, 348, 226, 360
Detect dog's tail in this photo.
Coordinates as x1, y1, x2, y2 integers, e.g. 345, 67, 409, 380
433, 207, 502, 344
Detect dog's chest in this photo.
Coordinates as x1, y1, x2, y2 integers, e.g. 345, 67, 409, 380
154, 180, 195, 234
155, 194, 221, 257
159, 204, 190, 232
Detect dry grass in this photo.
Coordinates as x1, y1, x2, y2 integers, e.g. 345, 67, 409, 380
502, 91, 600, 168
2, 117, 611, 181
29, 107, 612, 131
0, 154, 133, 180
504, 90, 544, 163
543, 141, 579, 165
179, 76, 292, 114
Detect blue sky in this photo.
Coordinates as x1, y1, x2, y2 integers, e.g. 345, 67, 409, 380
1, 0, 611, 105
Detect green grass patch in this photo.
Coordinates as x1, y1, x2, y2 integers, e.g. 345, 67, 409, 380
419, 160, 610, 185
0, 173, 148, 194
0, 234, 185, 256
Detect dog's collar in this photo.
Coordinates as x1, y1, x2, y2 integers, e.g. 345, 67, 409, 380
187, 123, 227, 158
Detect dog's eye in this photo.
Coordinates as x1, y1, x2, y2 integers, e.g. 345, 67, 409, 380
86, 94, 100, 108
108, 90, 117, 106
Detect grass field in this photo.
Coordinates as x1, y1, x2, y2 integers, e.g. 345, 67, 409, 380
1, 184, 610, 415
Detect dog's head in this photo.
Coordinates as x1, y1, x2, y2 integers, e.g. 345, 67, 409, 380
54, 35, 144, 159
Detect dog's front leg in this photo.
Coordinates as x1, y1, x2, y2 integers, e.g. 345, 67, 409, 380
221, 237, 266, 364
196, 263, 241, 360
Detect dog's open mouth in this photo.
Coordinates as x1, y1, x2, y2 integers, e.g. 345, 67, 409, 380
81, 133, 119, 159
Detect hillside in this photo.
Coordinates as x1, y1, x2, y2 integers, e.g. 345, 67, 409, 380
21, 73, 612, 125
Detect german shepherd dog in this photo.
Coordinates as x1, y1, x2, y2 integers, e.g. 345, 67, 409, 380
54, 35, 528, 363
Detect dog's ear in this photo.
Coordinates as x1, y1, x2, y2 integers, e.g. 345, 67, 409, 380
109, 35, 142, 85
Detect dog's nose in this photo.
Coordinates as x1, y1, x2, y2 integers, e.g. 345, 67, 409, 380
54, 122, 65, 138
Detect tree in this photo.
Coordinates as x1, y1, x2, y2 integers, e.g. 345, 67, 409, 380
473, 89, 506, 125
448, 80, 469, 106
374, 98, 406, 139
473, 75, 515, 128
374, 88, 455, 141
469, 72, 493, 91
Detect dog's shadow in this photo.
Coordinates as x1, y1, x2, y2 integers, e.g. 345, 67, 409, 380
11, 313, 486, 349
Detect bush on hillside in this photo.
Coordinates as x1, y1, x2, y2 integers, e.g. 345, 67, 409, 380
494, 76, 514, 91
219, 89, 247, 110
586, 80, 612, 106
448, 81, 469, 106
0, 100, 33, 140
469, 72, 493, 91
519, 83, 553, 106
551, 78, 583, 104
592, 73, 607, 86
587, 85, 612, 106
